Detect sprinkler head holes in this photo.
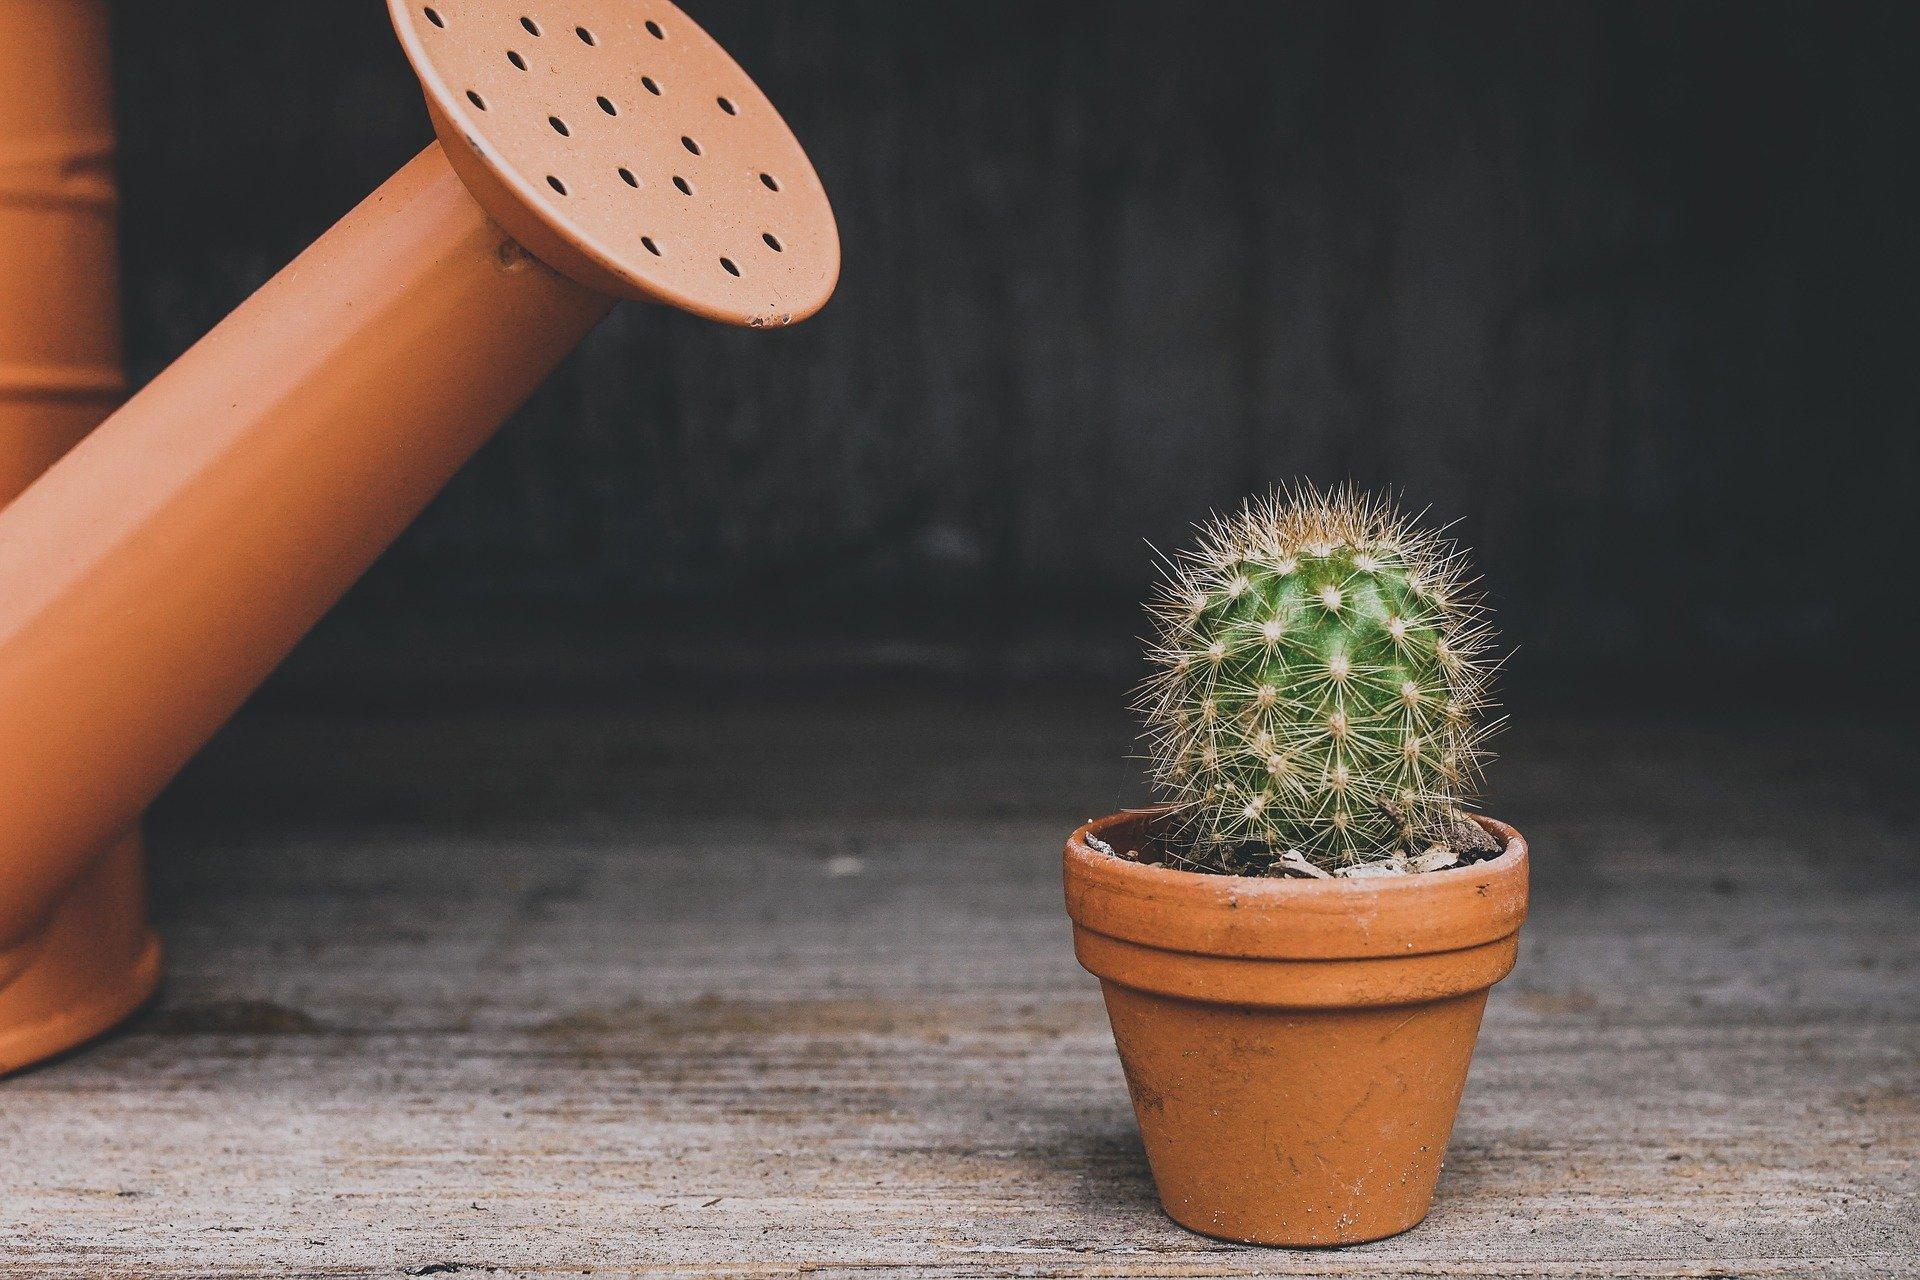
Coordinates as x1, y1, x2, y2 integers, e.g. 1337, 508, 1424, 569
392, 1, 839, 326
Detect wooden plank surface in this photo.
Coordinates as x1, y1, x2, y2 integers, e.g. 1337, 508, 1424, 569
2, 691, 1914, 1277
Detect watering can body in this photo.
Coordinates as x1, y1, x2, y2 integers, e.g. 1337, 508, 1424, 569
0, 0, 123, 492
0, 0, 161, 1072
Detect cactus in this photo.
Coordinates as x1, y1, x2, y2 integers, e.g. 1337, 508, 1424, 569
1137, 484, 1498, 874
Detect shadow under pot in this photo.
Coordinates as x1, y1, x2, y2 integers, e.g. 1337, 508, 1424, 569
1062, 807, 1529, 1247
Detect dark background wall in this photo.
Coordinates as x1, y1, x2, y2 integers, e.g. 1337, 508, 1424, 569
109, 1, 1918, 703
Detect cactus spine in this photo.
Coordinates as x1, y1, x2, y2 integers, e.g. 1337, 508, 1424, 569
1138, 484, 1498, 874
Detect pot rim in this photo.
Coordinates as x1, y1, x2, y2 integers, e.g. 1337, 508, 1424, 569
1064, 806, 1529, 961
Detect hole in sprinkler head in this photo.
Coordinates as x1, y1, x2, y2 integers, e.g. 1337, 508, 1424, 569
717, 96, 737, 116
641, 236, 661, 256
641, 76, 660, 95
520, 16, 541, 36
576, 25, 596, 45
681, 136, 701, 155
672, 175, 692, 195
618, 167, 638, 187
720, 257, 740, 277
759, 172, 780, 192
424, 7, 445, 27
549, 115, 571, 137
598, 96, 617, 116
763, 232, 783, 252
508, 49, 527, 69
546, 175, 567, 194
466, 90, 488, 110
646, 19, 664, 39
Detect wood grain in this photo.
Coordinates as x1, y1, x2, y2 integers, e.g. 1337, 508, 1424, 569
2, 693, 1913, 1276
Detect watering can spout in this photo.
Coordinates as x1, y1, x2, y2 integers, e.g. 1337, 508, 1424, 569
0, 144, 611, 990
0, 0, 837, 1073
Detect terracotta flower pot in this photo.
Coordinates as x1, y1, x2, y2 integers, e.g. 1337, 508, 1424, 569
1063, 807, 1529, 1247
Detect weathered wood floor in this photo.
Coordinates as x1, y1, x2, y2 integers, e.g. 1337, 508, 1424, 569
2, 689, 1914, 1278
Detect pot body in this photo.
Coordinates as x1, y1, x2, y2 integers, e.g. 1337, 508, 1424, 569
1064, 809, 1528, 1247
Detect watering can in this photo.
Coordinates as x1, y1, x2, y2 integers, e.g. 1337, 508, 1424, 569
0, 0, 839, 1073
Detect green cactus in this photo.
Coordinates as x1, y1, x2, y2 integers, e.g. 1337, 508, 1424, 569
1137, 484, 1498, 874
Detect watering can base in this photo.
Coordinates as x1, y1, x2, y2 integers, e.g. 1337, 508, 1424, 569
0, 833, 160, 1076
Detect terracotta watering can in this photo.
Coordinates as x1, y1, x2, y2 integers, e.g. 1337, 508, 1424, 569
0, 0, 839, 1073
